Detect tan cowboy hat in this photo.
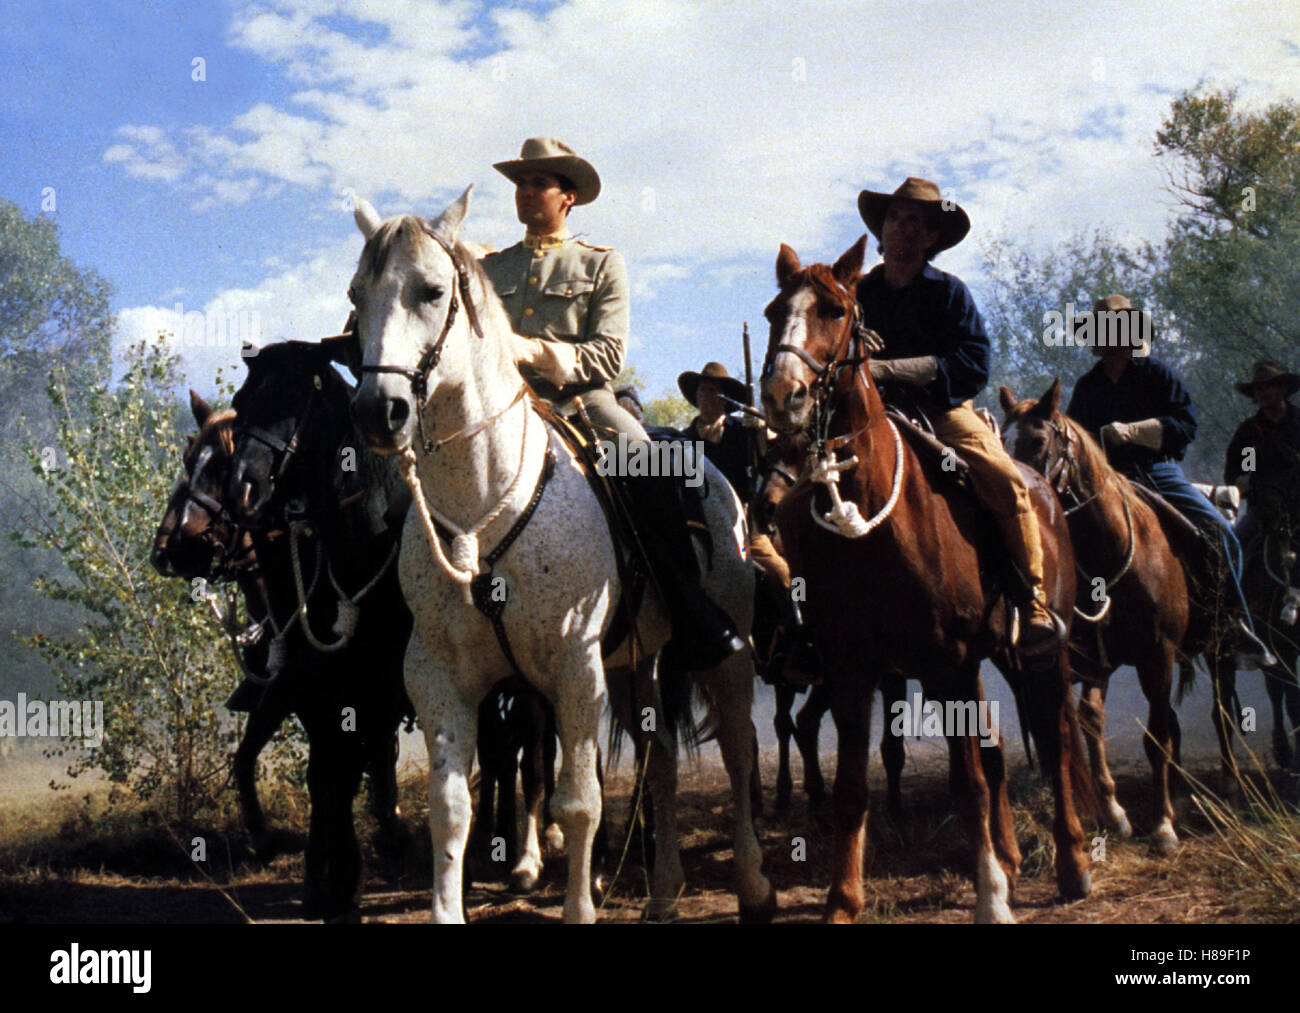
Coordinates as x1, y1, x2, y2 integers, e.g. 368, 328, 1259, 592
493, 137, 601, 205
678, 362, 749, 407
1236, 359, 1300, 398
857, 177, 970, 253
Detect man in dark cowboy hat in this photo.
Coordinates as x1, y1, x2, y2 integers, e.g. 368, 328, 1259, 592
855, 176, 1060, 651
1225, 360, 1300, 580
1067, 297, 1274, 667
482, 138, 744, 668
678, 361, 754, 500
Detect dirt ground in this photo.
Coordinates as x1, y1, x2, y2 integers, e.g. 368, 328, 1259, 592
2, 742, 1296, 924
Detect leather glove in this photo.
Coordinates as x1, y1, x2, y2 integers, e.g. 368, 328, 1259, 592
1100, 418, 1163, 450
858, 327, 885, 354
868, 355, 938, 387
512, 335, 577, 384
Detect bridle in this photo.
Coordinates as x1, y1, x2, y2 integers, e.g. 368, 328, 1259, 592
232, 374, 323, 514
356, 223, 485, 454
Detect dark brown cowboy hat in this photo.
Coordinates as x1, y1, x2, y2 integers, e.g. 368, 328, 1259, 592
493, 137, 601, 206
1236, 359, 1300, 398
677, 362, 748, 407
857, 177, 970, 254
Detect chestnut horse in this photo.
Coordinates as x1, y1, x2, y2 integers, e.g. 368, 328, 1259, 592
761, 240, 1091, 923
999, 381, 1226, 849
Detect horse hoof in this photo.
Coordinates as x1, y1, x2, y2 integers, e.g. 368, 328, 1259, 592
1150, 825, 1179, 856
974, 900, 1017, 924
739, 884, 778, 924
508, 867, 541, 894
543, 824, 565, 853
591, 874, 606, 906
642, 898, 678, 923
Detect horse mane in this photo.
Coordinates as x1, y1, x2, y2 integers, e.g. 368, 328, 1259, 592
1059, 412, 1137, 506
196, 408, 236, 460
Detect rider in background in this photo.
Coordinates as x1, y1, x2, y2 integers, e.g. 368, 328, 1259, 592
1224, 359, 1300, 583
677, 361, 755, 500
855, 177, 1060, 652
1066, 297, 1274, 667
481, 137, 744, 670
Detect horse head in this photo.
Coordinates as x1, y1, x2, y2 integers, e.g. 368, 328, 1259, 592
999, 379, 1109, 504
150, 390, 247, 579
348, 188, 501, 456
226, 339, 360, 529
760, 237, 867, 435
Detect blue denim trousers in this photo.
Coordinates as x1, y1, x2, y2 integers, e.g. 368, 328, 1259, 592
1134, 460, 1255, 628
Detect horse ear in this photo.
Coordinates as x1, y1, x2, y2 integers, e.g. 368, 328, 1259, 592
354, 197, 382, 240
832, 235, 867, 286
190, 389, 212, 427
429, 184, 473, 242
320, 333, 362, 379
776, 244, 801, 286
1035, 378, 1062, 415
998, 385, 1017, 413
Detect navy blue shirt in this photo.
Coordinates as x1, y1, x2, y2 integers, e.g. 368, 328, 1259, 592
855, 263, 990, 410
682, 414, 754, 503
1224, 402, 1300, 487
1066, 355, 1197, 472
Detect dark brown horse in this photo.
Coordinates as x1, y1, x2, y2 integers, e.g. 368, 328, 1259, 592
1000, 381, 1219, 849
761, 240, 1092, 923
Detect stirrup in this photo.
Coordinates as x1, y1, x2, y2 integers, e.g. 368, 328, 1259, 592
1234, 620, 1277, 670
1016, 598, 1064, 657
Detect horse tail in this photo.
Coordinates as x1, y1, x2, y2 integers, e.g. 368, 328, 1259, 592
659, 652, 709, 758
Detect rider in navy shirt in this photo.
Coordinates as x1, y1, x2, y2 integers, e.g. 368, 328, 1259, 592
1066, 295, 1273, 668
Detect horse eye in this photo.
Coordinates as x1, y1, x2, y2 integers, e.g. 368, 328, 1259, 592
824, 304, 846, 320
419, 284, 445, 304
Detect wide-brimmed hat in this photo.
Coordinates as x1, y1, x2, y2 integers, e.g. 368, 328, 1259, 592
493, 137, 601, 206
1236, 359, 1300, 398
677, 362, 748, 407
857, 177, 970, 254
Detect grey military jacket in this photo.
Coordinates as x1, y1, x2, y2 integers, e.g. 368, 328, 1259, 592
481, 235, 630, 402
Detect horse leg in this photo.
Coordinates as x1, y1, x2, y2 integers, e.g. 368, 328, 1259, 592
469, 693, 500, 867
1209, 652, 1244, 800
795, 683, 831, 819
509, 691, 548, 893
302, 743, 330, 920
1265, 661, 1296, 771
320, 751, 365, 922
1017, 651, 1091, 900
410, 651, 479, 923
549, 650, 605, 924
943, 678, 1015, 925
1137, 647, 1179, 855
1078, 678, 1131, 838
880, 676, 906, 820
824, 673, 872, 924
774, 682, 796, 813
640, 709, 684, 922
971, 676, 1021, 889
706, 650, 776, 923
233, 699, 289, 860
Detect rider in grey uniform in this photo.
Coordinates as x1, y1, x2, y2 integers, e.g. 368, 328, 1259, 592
482, 138, 743, 669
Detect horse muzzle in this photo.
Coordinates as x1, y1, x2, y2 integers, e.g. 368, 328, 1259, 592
762, 381, 811, 436
350, 385, 412, 456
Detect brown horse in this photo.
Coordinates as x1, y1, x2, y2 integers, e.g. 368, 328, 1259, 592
761, 240, 1092, 923
1000, 381, 1216, 851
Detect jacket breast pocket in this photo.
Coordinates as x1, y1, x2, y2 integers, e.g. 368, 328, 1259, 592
542, 277, 594, 335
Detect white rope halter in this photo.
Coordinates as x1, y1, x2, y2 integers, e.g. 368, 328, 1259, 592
810, 417, 904, 538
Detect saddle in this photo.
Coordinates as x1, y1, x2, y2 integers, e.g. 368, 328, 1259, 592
882, 401, 1032, 605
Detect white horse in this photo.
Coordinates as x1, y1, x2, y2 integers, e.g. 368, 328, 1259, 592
347, 188, 775, 923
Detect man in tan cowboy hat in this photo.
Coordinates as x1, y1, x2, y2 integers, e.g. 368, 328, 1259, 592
482, 138, 744, 669
855, 177, 1059, 651
1225, 360, 1300, 581
677, 362, 754, 499
1068, 298, 1274, 667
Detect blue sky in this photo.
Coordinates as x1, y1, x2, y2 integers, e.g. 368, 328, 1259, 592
3, 0, 1299, 404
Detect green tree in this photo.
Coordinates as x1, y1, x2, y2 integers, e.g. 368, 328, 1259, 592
978, 229, 1166, 415
12, 337, 296, 820
1153, 86, 1300, 465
